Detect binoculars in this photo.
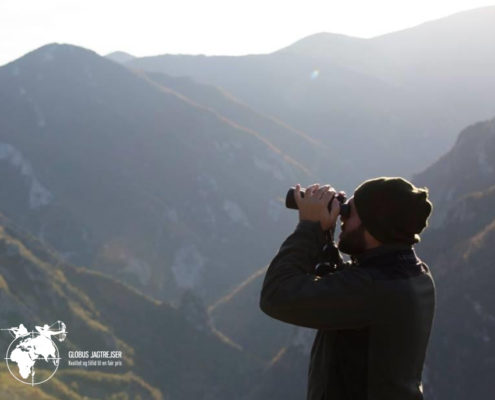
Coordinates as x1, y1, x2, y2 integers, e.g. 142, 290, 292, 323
285, 186, 351, 219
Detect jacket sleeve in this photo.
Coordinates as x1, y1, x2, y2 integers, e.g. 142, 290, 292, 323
259, 220, 374, 330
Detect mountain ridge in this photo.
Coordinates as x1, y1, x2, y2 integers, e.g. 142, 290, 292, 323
0, 41, 312, 306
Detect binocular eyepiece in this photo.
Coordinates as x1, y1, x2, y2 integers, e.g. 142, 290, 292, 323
285, 187, 351, 219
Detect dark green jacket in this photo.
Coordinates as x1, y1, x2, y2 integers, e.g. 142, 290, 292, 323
259, 220, 436, 400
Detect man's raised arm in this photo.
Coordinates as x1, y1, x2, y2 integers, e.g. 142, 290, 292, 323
259, 220, 373, 330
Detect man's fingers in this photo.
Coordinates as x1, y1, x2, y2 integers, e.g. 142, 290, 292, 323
322, 191, 333, 204
319, 186, 335, 199
312, 184, 331, 198
306, 183, 320, 195
323, 190, 337, 207
329, 198, 340, 219
301, 183, 340, 202
294, 183, 301, 206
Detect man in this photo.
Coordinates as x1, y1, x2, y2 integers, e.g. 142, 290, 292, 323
259, 177, 436, 400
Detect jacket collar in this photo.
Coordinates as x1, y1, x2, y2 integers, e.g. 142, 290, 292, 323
351, 243, 414, 266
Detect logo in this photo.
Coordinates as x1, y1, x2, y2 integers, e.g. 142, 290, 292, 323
2, 321, 67, 385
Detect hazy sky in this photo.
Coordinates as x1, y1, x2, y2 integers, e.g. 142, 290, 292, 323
1, 0, 494, 66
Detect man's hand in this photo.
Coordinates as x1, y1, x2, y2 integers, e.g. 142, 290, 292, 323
294, 183, 342, 233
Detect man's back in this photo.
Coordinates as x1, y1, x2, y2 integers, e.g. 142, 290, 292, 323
260, 220, 436, 400
309, 246, 436, 399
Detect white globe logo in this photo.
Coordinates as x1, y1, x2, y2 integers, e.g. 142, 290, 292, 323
3, 321, 66, 385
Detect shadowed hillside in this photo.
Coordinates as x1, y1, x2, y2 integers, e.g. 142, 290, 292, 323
0, 211, 262, 399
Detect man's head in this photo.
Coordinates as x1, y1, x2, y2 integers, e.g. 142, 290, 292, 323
338, 177, 433, 255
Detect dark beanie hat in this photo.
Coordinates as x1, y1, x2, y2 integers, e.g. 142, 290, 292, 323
353, 177, 433, 245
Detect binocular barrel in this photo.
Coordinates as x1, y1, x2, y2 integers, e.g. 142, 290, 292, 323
285, 187, 351, 219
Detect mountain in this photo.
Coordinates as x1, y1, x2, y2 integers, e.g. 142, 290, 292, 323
282, 6, 495, 84
126, 49, 424, 185
371, 6, 495, 82
125, 6, 495, 188
0, 42, 313, 306
0, 211, 261, 399
0, 364, 163, 400
410, 115, 495, 399
137, 70, 337, 181
413, 117, 495, 226
105, 51, 136, 64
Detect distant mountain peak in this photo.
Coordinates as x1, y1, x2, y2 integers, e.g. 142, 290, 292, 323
4, 42, 100, 68
371, 5, 495, 41
289, 31, 364, 42
275, 31, 367, 55
105, 51, 136, 64
413, 115, 495, 227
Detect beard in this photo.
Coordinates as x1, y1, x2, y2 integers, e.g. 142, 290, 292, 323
338, 222, 367, 255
